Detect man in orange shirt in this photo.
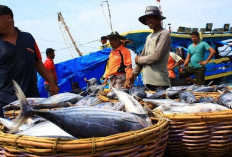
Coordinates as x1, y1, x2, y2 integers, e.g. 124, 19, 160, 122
44, 48, 59, 96
167, 52, 184, 85
102, 32, 132, 89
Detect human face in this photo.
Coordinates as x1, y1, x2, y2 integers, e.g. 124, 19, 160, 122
0, 15, 11, 34
50, 51, 55, 59
109, 38, 121, 49
190, 35, 199, 44
145, 15, 161, 29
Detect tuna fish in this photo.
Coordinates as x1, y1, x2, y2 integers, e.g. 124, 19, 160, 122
10, 81, 151, 138
154, 102, 229, 114
112, 87, 152, 124
0, 117, 30, 132
74, 95, 101, 106
179, 91, 197, 103
129, 87, 147, 99
218, 92, 232, 108
192, 86, 217, 92
4, 98, 45, 111
39, 93, 83, 104
17, 120, 75, 139
198, 97, 216, 103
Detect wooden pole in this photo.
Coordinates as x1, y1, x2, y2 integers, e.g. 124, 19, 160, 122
58, 12, 82, 56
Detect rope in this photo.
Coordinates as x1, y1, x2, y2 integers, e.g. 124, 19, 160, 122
14, 135, 23, 149
58, 20, 75, 58
91, 137, 96, 154
53, 138, 60, 154
100, 3, 111, 28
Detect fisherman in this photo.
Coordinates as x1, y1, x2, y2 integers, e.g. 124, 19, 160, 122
180, 31, 216, 85
0, 5, 59, 117
168, 51, 184, 85
129, 6, 171, 91
102, 31, 132, 89
99, 36, 110, 50
70, 82, 86, 96
44, 48, 59, 97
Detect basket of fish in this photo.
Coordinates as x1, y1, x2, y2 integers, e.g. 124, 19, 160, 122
0, 82, 169, 156
143, 84, 232, 157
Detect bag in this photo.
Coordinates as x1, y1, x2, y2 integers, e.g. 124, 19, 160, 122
117, 50, 127, 73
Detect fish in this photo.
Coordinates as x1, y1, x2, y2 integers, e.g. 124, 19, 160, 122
154, 102, 229, 114
192, 85, 217, 92
179, 91, 197, 103
216, 84, 229, 90
94, 102, 114, 110
129, 87, 147, 99
218, 92, 232, 108
39, 92, 83, 104
198, 97, 216, 103
143, 99, 177, 107
74, 95, 101, 106
112, 87, 152, 124
17, 120, 75, 139
147, 89, 166, 99
0, 117, 30, 132
3, 98, 45, 111
10, 81, 151, 138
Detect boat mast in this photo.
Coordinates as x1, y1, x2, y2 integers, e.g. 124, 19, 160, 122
101, 0, 114, 32
58, 12, 82, 56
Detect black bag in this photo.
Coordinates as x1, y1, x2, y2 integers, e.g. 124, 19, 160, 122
117, 50, 127, 73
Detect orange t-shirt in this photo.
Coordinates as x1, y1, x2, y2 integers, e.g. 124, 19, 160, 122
167, 55, 176, 78
105, 45, 132, 79
44, 57, 57, 85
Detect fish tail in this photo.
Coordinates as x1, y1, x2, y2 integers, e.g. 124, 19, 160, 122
9, 80, 32, 133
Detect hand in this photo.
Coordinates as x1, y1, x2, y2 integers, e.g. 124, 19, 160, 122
84, 78, 88, 82
102, 78, 108, 86
49, 82, 59, 95
135, 56, 140, 64
199, 61, 207, 66
124, 79, 131, 89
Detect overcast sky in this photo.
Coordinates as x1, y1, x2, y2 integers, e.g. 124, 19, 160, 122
1, 0, 231, 63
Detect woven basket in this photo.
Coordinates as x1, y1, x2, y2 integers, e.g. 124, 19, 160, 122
157, 110, 232, 157
0, 116, 168, 156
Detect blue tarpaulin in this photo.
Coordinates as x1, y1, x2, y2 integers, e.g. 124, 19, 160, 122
37, 48, 111, 97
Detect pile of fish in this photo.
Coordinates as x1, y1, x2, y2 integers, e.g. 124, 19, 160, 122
1, 81, 232, 139
0, 81, 152, 139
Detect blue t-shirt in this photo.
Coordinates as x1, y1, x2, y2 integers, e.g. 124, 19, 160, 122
187, 41, 211, 68
0, 28, 42, 105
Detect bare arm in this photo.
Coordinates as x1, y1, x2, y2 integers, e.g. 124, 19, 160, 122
35, 61, 59, 95
170, 59, 184, 70
199, 47, 216, 66
183, 54, 191, 67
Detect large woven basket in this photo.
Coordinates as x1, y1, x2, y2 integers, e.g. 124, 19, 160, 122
0, 116, 168, 156
159, 110, 232, 157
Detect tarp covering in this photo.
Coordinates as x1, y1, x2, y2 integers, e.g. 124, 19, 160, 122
37, 48, 111, 97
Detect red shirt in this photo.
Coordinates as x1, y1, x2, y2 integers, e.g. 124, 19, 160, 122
44, 57, 57, 85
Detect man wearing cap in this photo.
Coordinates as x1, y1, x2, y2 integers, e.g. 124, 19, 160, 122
102, 32, 132, 89
0, 5, 58, 117
99, 36, 110, 50
129, 6, 171, 91
44, 48, 58, 96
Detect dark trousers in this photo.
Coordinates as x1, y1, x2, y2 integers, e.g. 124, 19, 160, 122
179, 66, 206, 85
44, 84, 51, 97
145, 84, 169, 91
